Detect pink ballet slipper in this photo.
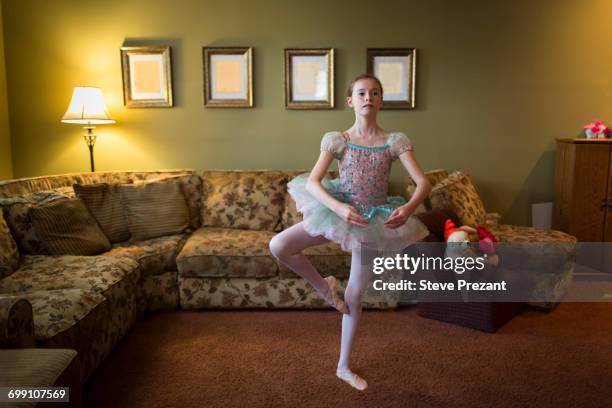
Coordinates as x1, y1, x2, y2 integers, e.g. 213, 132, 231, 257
336, 367, 368, 391
323, 276, 349, 314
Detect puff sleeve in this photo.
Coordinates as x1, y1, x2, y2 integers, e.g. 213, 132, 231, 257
320, 131, 346, 160
389, 132, 414, 161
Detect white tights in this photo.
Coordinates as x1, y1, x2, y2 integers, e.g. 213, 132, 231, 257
269, 221, 372, 389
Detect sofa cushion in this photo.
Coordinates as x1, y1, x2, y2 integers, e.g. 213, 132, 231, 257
0, 212, 20, 279
0, 187, 75, 255
425, 169, 450, 187
6, 289, 107, 340
404, 169, 449, 213
488, 225, 576, 272
277, 241, 351, 278
103, 233, 189, 277
406, 169, 449, 197
201, 171, 286, 232
135, 174, 202, 229
429, 171, 486, 227
0, 170, 194, 198
0, 255, 139, 296
30, 199, 111, 256
177, 227, 278, 278
487, 224, 576, 244
119, 180, 190, 241
74, 183, 131, 243
486, 224, 576, 309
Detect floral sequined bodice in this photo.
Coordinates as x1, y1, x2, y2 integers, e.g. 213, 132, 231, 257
318, 130, 414, 217
338, 143, 392, 208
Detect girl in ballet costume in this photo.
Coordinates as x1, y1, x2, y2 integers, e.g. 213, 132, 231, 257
269, 74, 431, 391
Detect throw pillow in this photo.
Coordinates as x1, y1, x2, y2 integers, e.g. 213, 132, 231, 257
0, 187, 75, 254
74, 183, 131, 243
425, 169, 450, 187
406, 169, 449, 210
201, 171, 286, 232
30, 198, 111, 255
135, 174, 202, 229
429, 171, 487, 227
119, 179, 190, 241
0, 211, 20, 278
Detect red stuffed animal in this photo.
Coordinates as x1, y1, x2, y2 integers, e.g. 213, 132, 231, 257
477, 225, 499, 266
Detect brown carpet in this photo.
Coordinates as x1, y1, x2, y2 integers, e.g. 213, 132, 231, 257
84, 303, 612, 408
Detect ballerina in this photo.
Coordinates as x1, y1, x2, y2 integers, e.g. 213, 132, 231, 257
269, 74, 431, 391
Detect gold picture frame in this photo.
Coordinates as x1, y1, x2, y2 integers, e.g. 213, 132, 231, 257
120, 45, 173, 108
366, 48, 416, 109
284, 48, 334, 109
203, 47, 253, 108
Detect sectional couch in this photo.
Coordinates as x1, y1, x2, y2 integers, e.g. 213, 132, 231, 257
0, 169, 394, 382
0, 168, 576, 383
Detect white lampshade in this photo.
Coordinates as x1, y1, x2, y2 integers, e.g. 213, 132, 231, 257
61, 87, 115, 125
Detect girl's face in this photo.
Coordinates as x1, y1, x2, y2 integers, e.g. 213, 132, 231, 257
347, 78, 383, 116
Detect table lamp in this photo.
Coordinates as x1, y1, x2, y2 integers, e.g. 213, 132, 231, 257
61, 87, 115, 172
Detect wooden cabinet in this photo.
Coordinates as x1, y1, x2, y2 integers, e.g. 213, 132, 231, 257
553, 138, 612, 242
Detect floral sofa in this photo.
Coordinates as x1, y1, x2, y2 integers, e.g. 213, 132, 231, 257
0, 168, 576, 384
0, 169, 393, 383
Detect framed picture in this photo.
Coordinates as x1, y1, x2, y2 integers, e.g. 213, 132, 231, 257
203, 47, 253, 108
120, 45, 173, 108
284, 48, 334, 109
366, 48, 416, 109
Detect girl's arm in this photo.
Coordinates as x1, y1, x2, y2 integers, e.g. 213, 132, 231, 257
383, 150, 431, 229
306, 151, 369, 227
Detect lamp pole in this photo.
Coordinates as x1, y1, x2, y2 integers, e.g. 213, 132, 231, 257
84, 126, 96, 172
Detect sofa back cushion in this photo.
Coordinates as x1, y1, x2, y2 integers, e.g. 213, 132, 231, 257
201, 171, 286, 231
424, 169, 450, 187
429, 171, 486, 227
74, 183, 131, 244
0, 170, 194, 198
0, 211, 20, 278
30, 198, 111, 255
0, 187, 75, 255
119, 179, 190, 241
406, 169, 449, 209
135, 174, 202, 229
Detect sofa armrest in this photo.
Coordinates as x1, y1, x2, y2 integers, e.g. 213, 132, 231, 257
0, 297, 36, 348
485, 212, 501, 227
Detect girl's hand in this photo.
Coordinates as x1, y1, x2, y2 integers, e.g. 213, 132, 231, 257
384, 206, 413, 229
335, 203, 369, 227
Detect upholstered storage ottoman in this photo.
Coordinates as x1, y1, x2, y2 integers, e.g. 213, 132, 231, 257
418, 301, 524, 333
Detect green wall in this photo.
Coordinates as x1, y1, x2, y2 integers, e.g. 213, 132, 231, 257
3, 0, 612, 225
0, 1, 11, 179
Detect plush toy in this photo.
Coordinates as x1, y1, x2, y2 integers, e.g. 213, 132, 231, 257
444, 219, 478, 267
477, 225, 499, 266
444, 219, 500, 269
583, 120, 611, 139
444, 218, 476, 243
